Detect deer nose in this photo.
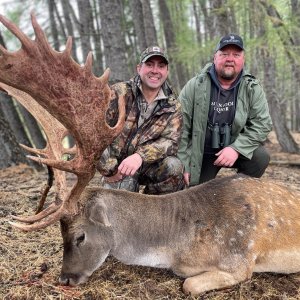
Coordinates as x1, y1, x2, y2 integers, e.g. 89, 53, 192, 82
59, 271, 90, 286
59, 273, 79, 286
59, 274, 70, 285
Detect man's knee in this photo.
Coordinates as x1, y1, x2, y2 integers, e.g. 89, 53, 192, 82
237, 145, 270, 178
103, 176, 139, 192
143, 156, 184, 194
162, 156, 184, 175
252, 146, 270, 171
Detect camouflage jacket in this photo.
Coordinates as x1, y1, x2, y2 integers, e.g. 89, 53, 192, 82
98, 75, 183, 177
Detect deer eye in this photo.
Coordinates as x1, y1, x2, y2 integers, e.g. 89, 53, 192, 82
76, 233, 85, 246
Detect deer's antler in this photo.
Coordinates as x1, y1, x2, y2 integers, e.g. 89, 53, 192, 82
0, 13, 125, 231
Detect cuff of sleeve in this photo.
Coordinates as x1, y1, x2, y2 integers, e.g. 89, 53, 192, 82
96, 158, 118, 176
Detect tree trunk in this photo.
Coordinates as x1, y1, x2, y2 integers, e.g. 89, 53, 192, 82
210, 0, 229, 36
228, 6, 238, 33
0, 92, 32, 147
256, 4, 299, 153
141, 0, 158, 46
263, 52, 299, 153
17, 103, 46, 149
99, 0, 130, 82
291, 0, 300, 130
158, 0, 187, 89
48, 0, 60, 51
259, 0, 299, 151
77, 0, 93, 61
129, 0, 147, 52
199, 0, 214, 41
193, 0, 202, 45
0, 106, 28, 169
60, 0, 79, 62
88, 0, 103, 76
247, 0, 259, 76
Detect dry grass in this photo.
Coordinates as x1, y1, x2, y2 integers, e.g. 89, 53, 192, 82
1, 132, 300, 299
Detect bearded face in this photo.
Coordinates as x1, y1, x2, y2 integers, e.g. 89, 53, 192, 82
214, 45, 245, 83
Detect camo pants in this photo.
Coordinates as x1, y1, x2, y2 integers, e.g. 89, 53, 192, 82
103, 156, 184, 194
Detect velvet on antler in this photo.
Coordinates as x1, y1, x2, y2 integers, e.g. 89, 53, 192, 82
0, 13, 125, 231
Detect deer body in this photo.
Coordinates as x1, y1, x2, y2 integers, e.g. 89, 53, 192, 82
60, 175, 300, 295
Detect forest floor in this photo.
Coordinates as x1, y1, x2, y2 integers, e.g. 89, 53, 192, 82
0, 131, 300, 300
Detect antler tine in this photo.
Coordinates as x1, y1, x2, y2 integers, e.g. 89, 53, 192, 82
114, 96, 126, 131
9, 207, 64, 232
0, 44, 9, 56
20, 142, 77, 159
27, 155, 77, 173
84, 52, 93, 73
10, 203, 59, 223
30, 12, 51, 51
20, 143, 47, 156
30, 12, 64, 61
64, 37, 73, 56
0, 14, 33, 54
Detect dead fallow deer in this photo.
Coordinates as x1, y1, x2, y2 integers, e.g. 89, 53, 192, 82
1, 14, 300, 296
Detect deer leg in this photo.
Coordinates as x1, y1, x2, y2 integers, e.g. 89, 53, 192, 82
183, 269, 251, 296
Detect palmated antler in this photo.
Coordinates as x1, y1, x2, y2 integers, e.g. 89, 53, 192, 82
0, 13, 126, 231
0, 82, 69, 217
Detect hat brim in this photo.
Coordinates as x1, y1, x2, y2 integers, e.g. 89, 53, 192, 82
141, 54, 169, 64
216, 43, 244, 51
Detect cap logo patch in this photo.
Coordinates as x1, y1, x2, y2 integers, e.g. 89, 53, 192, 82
140, 45, 169, 64
152, 46, 161, 52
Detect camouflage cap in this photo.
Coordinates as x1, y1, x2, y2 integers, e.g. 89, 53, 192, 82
140, 46, 169, 64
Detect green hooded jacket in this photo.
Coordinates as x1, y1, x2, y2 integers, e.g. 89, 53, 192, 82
178, 63, 272, 186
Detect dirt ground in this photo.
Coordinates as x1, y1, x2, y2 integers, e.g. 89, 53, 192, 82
0, 132, 300, 300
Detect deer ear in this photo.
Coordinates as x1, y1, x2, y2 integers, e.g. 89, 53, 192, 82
87, 201, 111, 227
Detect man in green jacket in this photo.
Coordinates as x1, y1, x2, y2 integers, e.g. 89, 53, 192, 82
178, 34, 272, 186
98, 46, 184, 194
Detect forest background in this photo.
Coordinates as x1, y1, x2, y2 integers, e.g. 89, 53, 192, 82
0, 0, 299, 169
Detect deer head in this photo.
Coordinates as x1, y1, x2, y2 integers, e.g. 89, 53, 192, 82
0, 13, 125, 231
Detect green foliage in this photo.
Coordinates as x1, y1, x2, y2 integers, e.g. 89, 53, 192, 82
0, 0, 299, 130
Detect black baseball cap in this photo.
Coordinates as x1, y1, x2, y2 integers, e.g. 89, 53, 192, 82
215, 34, 244, 52
140, 46, 169, 64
